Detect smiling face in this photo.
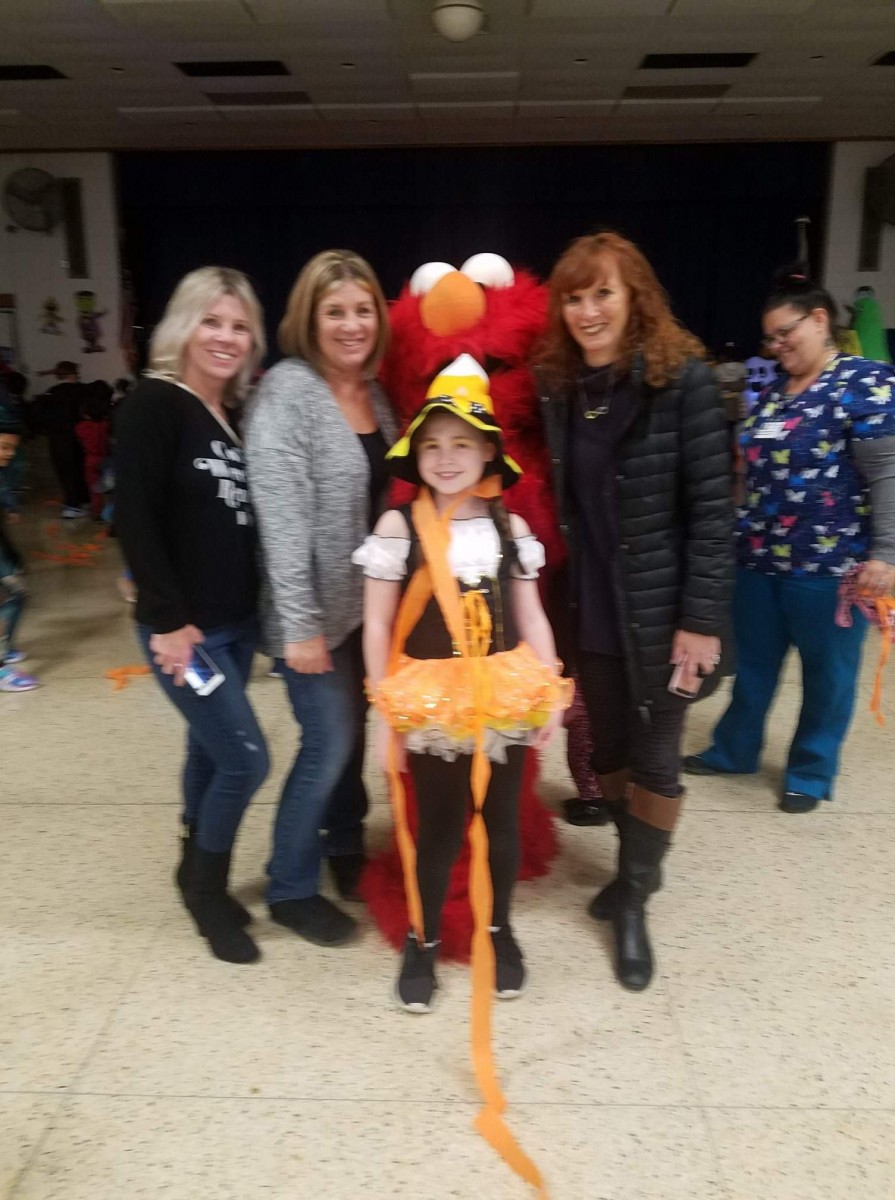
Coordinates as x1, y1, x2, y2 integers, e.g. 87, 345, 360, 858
762, 303, 831, 380
561, 255, 631, 367
181, 292, 253, 396
314, 280, 379, 377
414, 411, 497, 497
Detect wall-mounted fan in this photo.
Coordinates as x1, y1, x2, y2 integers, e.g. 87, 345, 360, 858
3, 167, 62, 232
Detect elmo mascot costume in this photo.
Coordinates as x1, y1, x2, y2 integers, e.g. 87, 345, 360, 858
360, 252, 597, 960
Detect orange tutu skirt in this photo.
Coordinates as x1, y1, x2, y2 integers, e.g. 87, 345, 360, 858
374, 641, 572, 739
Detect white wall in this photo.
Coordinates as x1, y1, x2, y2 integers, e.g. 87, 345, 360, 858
824, 140, 895, 329
0, 152, 126, 387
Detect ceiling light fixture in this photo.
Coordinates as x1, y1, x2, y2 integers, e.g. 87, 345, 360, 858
431, 1, 485, 43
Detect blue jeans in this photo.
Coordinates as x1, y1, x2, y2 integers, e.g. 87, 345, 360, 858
700, 566, 868, 799
323, 626, 369, 857
268, 629, 368, 904
138, 617, 269, 853
0, 562, 26, 658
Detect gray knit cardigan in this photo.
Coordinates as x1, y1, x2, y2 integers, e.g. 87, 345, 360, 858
244, 358, 397, 656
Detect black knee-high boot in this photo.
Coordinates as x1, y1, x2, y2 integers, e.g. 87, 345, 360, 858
185, 847, 260, 964
589, 785, 678, 991
175, 823, 252, 927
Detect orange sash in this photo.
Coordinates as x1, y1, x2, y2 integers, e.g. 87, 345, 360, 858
380, 481, 549, 1197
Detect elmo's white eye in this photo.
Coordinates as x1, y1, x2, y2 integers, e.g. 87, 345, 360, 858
460, 253, 514, 290
409, 262, 456, 297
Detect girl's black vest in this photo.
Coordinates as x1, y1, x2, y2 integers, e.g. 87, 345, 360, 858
400, 504, 520, 660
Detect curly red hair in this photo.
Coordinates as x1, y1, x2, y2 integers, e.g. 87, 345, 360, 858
538, 231, 704, 389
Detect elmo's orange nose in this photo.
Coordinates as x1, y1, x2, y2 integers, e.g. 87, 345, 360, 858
419, 271, 486, 336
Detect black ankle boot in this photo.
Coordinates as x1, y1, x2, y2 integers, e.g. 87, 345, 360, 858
591, 813, 670, 991
186, 848, 260, 964
175, 825, 252, 927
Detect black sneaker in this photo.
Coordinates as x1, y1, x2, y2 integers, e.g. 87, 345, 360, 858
779, 791, 820, 814
269, 895, 357, 946
395, 933, 438, 1013
491, 925, 527, 999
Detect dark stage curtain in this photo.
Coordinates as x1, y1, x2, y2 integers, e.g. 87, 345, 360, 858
116, 142, 830, 366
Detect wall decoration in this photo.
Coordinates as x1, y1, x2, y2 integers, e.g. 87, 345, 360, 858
40, 296, 64, 335
74, 289, 106, 353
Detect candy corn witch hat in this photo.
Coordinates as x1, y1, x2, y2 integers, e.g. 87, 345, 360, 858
386, 354, 522, 489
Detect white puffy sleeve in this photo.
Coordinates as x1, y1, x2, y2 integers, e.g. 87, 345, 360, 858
352, 535, 411, 581
510, 534, 547, 580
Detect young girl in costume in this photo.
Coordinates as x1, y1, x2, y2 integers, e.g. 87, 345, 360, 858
355, 355, 572, 1013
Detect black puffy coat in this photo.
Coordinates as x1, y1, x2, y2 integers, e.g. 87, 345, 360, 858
540, 356, 735, 715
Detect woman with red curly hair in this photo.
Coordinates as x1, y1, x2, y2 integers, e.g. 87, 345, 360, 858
539, 232, 734, 991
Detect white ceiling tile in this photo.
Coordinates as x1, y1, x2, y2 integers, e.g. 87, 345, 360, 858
100, 1, 253, 26
530, 1, 670, 15
317, 103, 415, 121
417, 102, 516, 120
671, 0, 817, 14
117, 105, 223, 122
518, 99, 617, 117
409, 71, 519, 98
245, 0, 392, 21
217, 105, 321, 121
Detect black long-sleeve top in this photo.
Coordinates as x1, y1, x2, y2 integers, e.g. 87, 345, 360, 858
115, 377, 258, 634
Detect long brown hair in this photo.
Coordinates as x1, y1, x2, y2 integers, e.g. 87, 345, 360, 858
538, 231, 704, 389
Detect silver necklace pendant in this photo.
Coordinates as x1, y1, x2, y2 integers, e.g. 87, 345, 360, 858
584, 404, 609, 419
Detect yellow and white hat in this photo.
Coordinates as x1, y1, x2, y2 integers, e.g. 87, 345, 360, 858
386, 354, 522, 488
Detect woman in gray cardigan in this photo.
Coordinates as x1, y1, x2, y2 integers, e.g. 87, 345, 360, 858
246, 250, 397, 947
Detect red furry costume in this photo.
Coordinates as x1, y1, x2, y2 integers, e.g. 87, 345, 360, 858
360, 258, 565, 960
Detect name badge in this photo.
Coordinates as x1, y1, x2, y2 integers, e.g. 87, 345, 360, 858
754, 420, 786, 440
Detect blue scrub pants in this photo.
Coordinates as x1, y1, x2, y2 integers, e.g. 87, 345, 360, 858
699, 565, 867, 800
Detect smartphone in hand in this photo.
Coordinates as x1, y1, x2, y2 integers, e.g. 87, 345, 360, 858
184, 645, 225, 696
668, 655, 703, 700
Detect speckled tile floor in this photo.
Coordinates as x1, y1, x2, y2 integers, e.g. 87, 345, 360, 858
2, 485, 894, 1200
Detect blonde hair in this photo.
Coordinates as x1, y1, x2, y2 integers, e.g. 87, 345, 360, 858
539, 231, 704, 390
278, 249, 390, 376
148, 267, 266, 402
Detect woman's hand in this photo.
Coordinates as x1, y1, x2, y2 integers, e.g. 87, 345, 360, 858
860, 559, 895, 598
670, 630, 722, 695
149, 624, 204, 687
532, 709, 563, 750
284, 636, 333, 675
375, 717, 406, 775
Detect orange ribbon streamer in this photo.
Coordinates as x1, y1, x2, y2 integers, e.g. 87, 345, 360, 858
105, 665, 152, 691
381, 482, 548, 1197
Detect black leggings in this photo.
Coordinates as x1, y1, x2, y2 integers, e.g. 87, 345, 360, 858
408, 745, 525, 944
577, 652, 686, 799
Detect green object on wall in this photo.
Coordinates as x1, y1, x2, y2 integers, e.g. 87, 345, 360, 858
851, 290, 892, 363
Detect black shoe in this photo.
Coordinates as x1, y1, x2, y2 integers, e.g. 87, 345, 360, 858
682, 754, 723, 776
185, 848, 260, 965
175, 825, 251, 927
563, 797, 614, 827
269, 895, 357, 947
328, 853, 367, 903
491, 926, 527, 999
395, 933, 438, 1013
779, 791, 820, 814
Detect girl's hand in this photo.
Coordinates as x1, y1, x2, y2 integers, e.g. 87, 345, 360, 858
149, 624, 204, 687
284, 636, 332, 675
670, 630, 721, 695
532, 709, 563, 750
375, 718, 406, 775
860, 559, 895, 598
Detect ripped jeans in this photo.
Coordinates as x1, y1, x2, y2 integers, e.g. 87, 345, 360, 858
138, 616, 269, 853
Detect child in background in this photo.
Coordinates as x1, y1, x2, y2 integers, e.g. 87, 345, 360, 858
0, 407, 39, 691
355, 356, 571, 1013
75, 381, 112, 522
